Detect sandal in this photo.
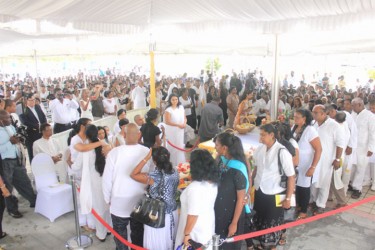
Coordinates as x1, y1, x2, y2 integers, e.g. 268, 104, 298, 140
296, 213, 307, 220
278, 233, 287, 246
0, 232, 7, 239
278, 238, 287, 245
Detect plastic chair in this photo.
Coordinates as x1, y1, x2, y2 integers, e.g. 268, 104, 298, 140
31, 153, 74, 222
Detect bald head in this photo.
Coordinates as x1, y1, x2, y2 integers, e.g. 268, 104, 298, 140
351, 97, 364, 114
312, 104, 327, 124
0, 110, 11, 127
125, 123, 140, 145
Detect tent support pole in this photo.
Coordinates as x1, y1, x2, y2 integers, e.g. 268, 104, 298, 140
270, 34, 280, 121
149, 43, 156, 108
34, 50, 40, 92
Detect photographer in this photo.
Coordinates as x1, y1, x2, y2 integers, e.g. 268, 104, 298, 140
0, 110, 36, 218
49, 88, 79, 133
21, 94, 47, 162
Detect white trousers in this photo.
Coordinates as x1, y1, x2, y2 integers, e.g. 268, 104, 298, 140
351, 149, 370, 192
310, 183, 330, 209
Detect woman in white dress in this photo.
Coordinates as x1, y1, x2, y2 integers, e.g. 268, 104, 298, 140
102, 90, 117, 116
175, 149, 219, 250
73, 125, 111, 241
113, 118, 129, 147
80, 89, 94, 120
164, 94, 186, 167
291, 108, 322, 219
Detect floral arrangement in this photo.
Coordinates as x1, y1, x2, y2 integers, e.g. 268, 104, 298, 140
177, 162, 191, 190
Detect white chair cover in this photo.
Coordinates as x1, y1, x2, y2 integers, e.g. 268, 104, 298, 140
31, 153, 74, 222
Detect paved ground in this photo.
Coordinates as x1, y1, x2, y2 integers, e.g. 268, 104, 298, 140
1, 186, 374, 250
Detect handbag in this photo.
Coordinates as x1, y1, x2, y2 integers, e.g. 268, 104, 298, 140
130, 172, 166, 228
284, 207, 296, 222
277, 148, 288, 189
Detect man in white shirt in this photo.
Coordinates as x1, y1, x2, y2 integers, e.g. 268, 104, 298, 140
350, 98, 375, 198
131, 80, 147, 109
49, 88, 80, 133
102, 123, 151, 249
33, 123, 66, 183
311, 105, 345, 213
326, 104, 358, 194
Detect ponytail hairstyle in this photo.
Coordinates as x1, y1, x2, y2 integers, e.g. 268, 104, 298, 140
85, 125, 106, 176
151, 146, 173, 174
145, 108, 159, 124
74, 118, 91, 134
213, 131, 246, 165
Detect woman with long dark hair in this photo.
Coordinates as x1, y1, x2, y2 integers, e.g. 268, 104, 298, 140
164, 94, 187, 166
72, 125, 111, 242
226, 86, 239, 129
213, 132, 250, 250
69, 118, 107, 232
292, 108, 322, 219
131, 146, 179, 250
234, 89, 253, 128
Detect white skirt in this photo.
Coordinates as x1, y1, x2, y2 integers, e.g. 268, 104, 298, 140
144, 210, 179, 250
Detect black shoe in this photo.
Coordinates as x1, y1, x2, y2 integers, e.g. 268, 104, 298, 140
8, 211, 23, 218
348, 184, 354, 192
351, 190, 362, 199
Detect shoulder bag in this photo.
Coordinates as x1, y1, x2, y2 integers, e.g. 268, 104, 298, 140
130, 172, 166, 228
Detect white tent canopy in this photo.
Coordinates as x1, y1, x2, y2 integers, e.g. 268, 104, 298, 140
1, 0, 375, 56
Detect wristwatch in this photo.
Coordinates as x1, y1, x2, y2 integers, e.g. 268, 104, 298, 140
334, 158, 340, 162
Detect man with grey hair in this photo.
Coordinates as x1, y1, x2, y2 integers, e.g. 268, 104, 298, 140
311, 105, 345, 213
350, 97, 375, 198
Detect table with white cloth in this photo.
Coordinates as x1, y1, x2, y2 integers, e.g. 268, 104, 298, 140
198, 127, 261, 155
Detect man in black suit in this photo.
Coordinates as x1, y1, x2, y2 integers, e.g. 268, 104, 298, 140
22, 94, 47, 163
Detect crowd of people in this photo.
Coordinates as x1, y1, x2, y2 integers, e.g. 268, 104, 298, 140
0, 68, 374, 249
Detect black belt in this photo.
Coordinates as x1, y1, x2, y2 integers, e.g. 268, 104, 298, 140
55, 123, 73, 126
3, 158, 17, 161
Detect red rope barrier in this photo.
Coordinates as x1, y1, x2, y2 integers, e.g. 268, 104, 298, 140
76, 187, 146, 250
167, 138, 200, 153
91, 209, 146, 250
226, 195, 375, 243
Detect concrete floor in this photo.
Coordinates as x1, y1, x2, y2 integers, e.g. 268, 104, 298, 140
1, 187, 374, 250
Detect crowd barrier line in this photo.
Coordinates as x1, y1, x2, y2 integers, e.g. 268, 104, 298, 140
76, 189, 375, 249
167, 138, 200, 153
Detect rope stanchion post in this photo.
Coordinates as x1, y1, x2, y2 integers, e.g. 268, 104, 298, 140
212, 234, 220, 250
65, 175, 93, 249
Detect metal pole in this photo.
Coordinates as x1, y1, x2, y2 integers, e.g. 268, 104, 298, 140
65, 175, 92, 249
270, 34, 280, 121
212, 234, 220, 250
34, 49, 40, 93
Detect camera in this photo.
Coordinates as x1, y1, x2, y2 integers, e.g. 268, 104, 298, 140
15, 124, 28, 145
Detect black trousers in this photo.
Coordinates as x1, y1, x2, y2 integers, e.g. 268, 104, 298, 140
111, 214, 144, 250
2, 159, 36, 210
296, 186, 310, 213
53, 123, 72, 134
0, 196, 4, 234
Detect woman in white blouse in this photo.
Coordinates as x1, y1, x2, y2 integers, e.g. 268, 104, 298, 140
80, 89, 94, 120
252, 123, 295, 250
175, 149, 219, 250
102, 90, 117, 116
291, 108, 322, 219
